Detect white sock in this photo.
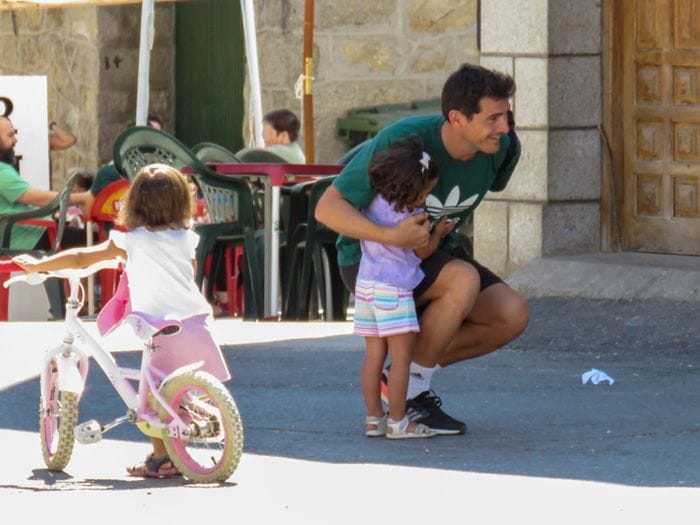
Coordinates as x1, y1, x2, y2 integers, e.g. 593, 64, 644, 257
406, 363, 439, 400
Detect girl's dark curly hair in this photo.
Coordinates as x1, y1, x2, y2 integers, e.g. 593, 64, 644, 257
118, 163, 193, 231
369, 135, 439, 212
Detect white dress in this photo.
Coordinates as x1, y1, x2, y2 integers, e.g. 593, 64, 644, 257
107, 227, 229, 382
109, 227, 212, 320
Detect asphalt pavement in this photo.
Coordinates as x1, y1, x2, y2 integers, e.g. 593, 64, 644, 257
1, 292, 698, 523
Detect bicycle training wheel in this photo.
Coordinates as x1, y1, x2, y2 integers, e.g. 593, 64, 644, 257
39, 360, 78, 471
159, 371, 243, 483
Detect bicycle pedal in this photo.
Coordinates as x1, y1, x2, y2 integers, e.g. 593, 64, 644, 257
75, 420, 103, 444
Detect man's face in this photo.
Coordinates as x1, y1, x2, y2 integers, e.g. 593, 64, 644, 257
451, 97, 511, 155
262, 121, 288, 146
0, 117, 18, 164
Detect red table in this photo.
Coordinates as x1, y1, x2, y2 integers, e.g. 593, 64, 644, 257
206, 163, 342, 318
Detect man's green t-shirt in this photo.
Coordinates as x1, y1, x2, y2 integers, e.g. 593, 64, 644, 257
266, 142, 306, 164
0, 162, 44, 250
333, 115, 520, 267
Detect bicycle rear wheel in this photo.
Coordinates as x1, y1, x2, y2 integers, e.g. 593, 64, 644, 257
159, 371, 243, 483
39, 360, 78, 471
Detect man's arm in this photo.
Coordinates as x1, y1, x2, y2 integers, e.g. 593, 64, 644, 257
48, 122, 77, 151
15, 187, 87, 208
15, 187, 58, 208
315, 184, 430, 250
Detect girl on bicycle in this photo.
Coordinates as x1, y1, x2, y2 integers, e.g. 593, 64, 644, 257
354, 135, 454, 439
13, 163, 229, 478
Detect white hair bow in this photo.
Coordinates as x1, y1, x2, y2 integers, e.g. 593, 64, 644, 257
419, 151, 431, 173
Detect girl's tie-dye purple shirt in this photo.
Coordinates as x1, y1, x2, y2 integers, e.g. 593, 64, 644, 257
357, 194, 424, 290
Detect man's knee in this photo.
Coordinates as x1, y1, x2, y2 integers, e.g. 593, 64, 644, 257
499, 291, 529, 341
425, 260, 480, 317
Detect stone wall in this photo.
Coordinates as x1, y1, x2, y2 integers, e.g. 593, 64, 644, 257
254, 0, 478, 163
476, 0, 602, 276
0, 5, 174, 188
0, 8, 99, 188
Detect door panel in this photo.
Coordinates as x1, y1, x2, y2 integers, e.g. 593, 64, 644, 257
622, 0, 700, 254
175, 0, 244, 152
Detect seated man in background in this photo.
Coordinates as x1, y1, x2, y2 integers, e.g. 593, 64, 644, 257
0, 115, 89, 318
262, 109, 306, 163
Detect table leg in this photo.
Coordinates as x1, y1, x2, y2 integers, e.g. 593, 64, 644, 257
86, 220, 94, 316
270, 185, 281, 318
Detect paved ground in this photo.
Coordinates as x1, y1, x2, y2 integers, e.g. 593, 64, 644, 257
1, 296, 698, 523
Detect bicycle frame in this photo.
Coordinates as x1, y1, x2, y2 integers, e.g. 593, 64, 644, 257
5, 260, 199, 440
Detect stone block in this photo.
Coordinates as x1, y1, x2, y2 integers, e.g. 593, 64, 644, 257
257, 32, 305, 87
334, 38, 398, 74
548, 128, 601, 200
315, 1, 397, 29
509, 202, 543, 271
408, 0, 477, 32
548, 0, 601, 54
473, 200, 509, 276
548, 56, 601, 127
480, 56, 514, 79
542, 202, 600, 255
481, 0, 548, 54
514, 57, 548, 127
493, 129, 548, 202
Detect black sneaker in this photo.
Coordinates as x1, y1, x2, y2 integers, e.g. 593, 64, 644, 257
406, 390, 466, 435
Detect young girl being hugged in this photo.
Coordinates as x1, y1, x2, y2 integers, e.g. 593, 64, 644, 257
13, 163, 230, 478
354, 135, 454, 439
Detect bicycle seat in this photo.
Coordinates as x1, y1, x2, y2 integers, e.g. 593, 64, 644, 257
125, 312, 182, 340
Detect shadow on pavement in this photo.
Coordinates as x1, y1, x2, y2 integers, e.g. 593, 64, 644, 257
2, 298, 698, 488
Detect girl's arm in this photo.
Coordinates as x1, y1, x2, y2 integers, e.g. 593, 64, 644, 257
414, 217, 455, 259
13, 240, 127, 273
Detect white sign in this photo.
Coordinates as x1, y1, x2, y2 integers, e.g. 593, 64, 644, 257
0, 76, 50, 189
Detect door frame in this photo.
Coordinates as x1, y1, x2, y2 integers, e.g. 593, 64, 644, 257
601, 0, 626, 252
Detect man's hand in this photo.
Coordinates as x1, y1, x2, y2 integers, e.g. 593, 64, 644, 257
433, 216, 456, 239
393, 212, 430, 249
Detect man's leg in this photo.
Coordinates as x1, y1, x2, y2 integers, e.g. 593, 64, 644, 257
439, 282, 529, 367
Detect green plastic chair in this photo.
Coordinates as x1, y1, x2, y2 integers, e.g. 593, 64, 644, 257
193, 142, 241, 164
282, 176, 347, 321
112, 127, 264, 319
235, 147, 289, 164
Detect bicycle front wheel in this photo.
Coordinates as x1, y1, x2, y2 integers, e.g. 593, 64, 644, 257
159, 371, 243, 483
39, 360, 78, 471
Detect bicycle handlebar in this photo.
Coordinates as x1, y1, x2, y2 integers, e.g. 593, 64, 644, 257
1, 258, 122, 288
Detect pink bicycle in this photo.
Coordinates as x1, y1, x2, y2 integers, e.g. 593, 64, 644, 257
1, 260, 243, 483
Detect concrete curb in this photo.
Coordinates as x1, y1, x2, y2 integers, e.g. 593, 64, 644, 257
506, 253, 700, 303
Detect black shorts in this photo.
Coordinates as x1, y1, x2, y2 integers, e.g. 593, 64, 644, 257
339, 248, 503, 299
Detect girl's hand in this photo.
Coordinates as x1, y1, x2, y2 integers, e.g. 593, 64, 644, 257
12, 254, 43, 273
433, 216, 455, 238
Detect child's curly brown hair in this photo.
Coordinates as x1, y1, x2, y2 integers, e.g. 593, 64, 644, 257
118, 164, 194, 231
368, 135, 439, 212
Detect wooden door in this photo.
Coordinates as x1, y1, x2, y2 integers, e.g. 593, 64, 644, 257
622, 0, 700, 254
174, 0, 245, 151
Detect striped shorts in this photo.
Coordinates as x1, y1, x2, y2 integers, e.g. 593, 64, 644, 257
353, 280, 420, 337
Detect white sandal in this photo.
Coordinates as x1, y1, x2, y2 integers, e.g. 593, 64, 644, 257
386, 415, 434, 439
365, 415, 387, 437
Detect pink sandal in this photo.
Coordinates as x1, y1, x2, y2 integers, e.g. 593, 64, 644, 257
127, 454, 181, 478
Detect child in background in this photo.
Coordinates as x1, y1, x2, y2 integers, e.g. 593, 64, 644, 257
262, 109, 306, 163
354, 135, 454, 439
13, 163, 230, 478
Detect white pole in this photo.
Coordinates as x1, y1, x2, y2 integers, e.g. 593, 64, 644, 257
240, 0, 264, 148
135, 0, 155, 126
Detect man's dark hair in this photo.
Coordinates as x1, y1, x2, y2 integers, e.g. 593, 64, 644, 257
369, 135, 439, 213
441, 63, 515, 119
263, 109, 301, 142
